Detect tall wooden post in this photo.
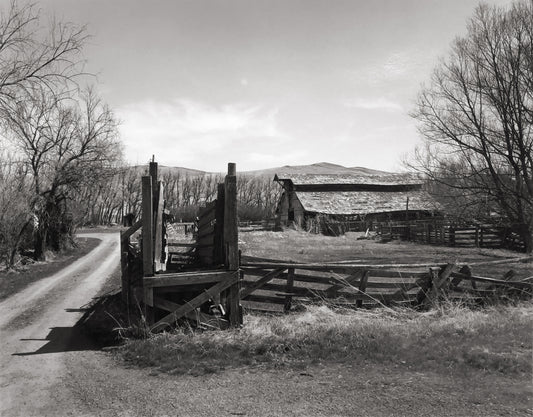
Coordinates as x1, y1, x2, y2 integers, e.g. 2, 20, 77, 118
224, 162, 241, 326
142, 175, 154, 323
284, 267, 295, 313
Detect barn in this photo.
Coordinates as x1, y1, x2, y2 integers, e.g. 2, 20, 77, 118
274, 173, 442, 233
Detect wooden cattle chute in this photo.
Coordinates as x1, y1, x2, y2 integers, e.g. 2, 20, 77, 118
120, 161, 242, 331
240, 255, 533, 312
377, 219, 527, 252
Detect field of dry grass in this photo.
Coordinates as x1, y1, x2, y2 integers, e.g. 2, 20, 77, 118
239, 229, 532, 278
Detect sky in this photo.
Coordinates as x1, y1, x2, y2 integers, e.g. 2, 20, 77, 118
36, 0, 515, 172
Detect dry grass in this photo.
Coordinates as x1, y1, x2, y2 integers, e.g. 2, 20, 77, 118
119, 301, 533, 376
239, 229, 532, 278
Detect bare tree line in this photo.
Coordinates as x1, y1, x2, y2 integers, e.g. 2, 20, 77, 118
0, 1, 122, 267
410, 1, 532, 252
74, 168, 281, 226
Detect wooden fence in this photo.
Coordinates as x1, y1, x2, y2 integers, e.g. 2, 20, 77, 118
377, 220, 526, 252
120, 161, 242, 331
240, 255, 532, 313
238, 219, 276, 230
196, 185, 225, 266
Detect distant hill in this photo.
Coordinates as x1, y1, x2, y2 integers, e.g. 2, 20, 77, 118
129, 162, 391, 177
243, 162, 391, 177
130, 165, 207, 177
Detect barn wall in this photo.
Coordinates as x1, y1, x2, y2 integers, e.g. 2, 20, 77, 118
277, 191, 289, 224
291, 193, 305, 227
276, 190, 305, 228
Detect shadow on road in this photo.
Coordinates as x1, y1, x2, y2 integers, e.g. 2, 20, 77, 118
13, 325, 106, 356
13, 292, 130, 356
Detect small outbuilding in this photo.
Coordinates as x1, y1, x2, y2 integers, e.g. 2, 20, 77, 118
274, 173, 442, 234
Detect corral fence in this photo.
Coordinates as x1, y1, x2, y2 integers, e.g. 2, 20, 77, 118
305, 217, 367, 235
239, 255, 532, 313
377, 219, 527, 252
238, 219, 277, 231
120, 161, 242, 332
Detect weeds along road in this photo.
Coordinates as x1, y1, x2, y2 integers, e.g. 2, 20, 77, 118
0, 233, 119, 417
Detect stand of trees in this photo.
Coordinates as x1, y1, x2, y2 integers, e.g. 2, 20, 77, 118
0, 1, 122, 267
73, 167, 281, 227
410, 1, 532, 252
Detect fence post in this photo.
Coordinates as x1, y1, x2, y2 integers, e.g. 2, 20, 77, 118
224, 163, 241, 326
142, 175, 154, 324
356, 270, 369, 308
449, 226, 455, 247
475, 227, 479, 247
426, 263, 456, 306
120, 236, 129, 304
284, 267, 295, 313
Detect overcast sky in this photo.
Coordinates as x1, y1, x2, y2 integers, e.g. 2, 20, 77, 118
38, 0, 514, 172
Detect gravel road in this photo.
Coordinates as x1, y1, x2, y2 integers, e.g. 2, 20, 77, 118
0, 233, 119, 417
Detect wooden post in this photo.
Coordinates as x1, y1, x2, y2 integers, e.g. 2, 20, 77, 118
214, 183, 225, 265
426, 263, 455, 306
356, 270, 369, 308
224, 163, 241, 326
142, 175, 154, 323
450, 226, 455, 246
149, 159, 158, 189
154, 182, 165, 272
284, 267, 295, 313
475, 227, 479, 247
120, 237, 129, 304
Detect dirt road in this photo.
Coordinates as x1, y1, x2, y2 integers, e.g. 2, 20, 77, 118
0, 233, 119, 417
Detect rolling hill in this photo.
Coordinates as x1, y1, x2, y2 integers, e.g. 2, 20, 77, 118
134, 162, 392, 178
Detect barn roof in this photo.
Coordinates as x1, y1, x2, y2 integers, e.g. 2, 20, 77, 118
274, 173, 424, 186
295, 190, 441, 215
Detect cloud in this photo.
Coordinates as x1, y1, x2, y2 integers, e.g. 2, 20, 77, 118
116, 99, 288, 170
343, 97, 403, 111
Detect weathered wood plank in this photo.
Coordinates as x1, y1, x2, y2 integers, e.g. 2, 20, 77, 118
356, 270, 369, 308
154, 182, 165, 272
241, 268, 286, 298
151, 271, 239, 331
142, 176, 154, 278
197, 232, 215, 247
144, 270, 231, 288
153, 296, 225, 328
284, 267, 295, 312
450, 272, 533, 288
121, 219, 142, 241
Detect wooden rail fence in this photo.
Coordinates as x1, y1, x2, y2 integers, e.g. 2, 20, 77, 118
377, 220, 526, 252
239, 255, 532, 313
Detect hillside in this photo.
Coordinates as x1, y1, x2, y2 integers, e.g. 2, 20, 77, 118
245, 162, 391, 177
133, 162, 392, 178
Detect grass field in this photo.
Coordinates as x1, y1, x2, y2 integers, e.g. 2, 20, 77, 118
239, 229, 532, 278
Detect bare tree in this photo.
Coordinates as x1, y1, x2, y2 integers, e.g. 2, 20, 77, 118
0, 86, 121, 259
0, 1, 86, 102
0, 154, 33, 268
411, 1, 533, 252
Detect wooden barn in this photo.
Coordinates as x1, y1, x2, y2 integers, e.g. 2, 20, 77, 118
274, 173, 442, 233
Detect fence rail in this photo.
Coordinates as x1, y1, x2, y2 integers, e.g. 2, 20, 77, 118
377, 220, 526, 252
240, 255, 532, 313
